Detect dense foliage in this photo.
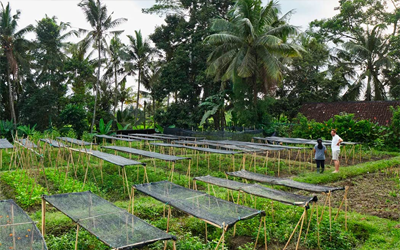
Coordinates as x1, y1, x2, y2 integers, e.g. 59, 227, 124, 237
0, 0, 398, 132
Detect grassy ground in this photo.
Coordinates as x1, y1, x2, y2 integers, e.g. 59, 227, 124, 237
0, 138, 399, 249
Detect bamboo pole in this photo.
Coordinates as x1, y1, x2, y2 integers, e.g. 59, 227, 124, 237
283, 211, 305, 250
41, 198, 46, 236
253, 216, 263, 250
295, 209, 306, 250
75, 224, 80, 250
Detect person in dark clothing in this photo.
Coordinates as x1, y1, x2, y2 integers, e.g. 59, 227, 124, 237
313, 138, 327, 173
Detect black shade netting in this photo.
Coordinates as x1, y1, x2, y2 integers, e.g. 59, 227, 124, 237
193, 176, 317, 208
184, 146, 242, 155
18, 139, 37, 149
150, 143, 186, 148
96, 135, 137, 142
0, 200, 47, 250
162, 135, 204, 141
164, 127, 263, 141
241, 184, 317, 208
40, 139, 67, 148
129, 134, 179, 141
43, 192, 175, 249
134, 181, 264, 229
261, 136, 359, 146
102, 146, 190, 162
174, 141, 256, 152
116, 135, 159, 142
85, 150, 143, 167
193, 175, 248, 191
57, 137, 94, 146
227, 170, 344, 193
0, 139, 13, 149
204, 140, 299, 151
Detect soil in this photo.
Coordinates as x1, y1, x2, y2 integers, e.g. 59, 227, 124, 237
327, 169, 400, 220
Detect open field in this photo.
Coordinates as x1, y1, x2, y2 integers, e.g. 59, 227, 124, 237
0, 137, 399, 250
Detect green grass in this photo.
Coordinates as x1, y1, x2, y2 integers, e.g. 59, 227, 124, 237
1, 136, 400, 249
294, 156, 400, 184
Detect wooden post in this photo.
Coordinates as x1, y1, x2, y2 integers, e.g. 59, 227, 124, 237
41, 198, 46, 236
296, 209, 306, 250
75, 224, 80, 250
253, 216, 263, 250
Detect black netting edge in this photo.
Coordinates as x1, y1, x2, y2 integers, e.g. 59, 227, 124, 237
0, 199, 48, 250
226, 170, 345, 193
42, 192, 175, 249
133, 181, 265, 230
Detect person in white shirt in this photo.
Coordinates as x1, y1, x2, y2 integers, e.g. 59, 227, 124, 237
331, 129, 343, 173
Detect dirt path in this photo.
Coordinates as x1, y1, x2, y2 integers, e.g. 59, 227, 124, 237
329, 169, 400, 220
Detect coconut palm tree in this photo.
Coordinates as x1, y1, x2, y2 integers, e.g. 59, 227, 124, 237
0, 2, 33, 126
104, 35, 125, 116
78, 0, 127, 132
206, 0, 303, 106
339, 24, 391, 101
124, 30, 153, 125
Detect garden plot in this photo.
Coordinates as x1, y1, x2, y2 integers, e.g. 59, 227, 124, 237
329, 169, 400, 220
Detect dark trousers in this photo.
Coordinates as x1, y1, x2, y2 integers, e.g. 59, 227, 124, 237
316, 160, 325, 170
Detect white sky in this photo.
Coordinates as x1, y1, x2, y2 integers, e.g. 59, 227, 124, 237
7, 0, 340, 96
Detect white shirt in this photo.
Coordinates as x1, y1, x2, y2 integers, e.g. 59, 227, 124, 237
331, 134, 342, 151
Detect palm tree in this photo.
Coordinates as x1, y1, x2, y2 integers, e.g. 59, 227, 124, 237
338, 24, 391, 101
206, 0, 302, 106
104, 35, 125, 116
0, 3, 33, 126
78, 0, 127, 132
124, 30, 153, 125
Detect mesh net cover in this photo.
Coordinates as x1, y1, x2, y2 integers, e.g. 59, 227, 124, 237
83, 150, 144, 167
227, 170, 344, 193
18, 139, 37, 149
102, 146, 190, 162
194, 176, 317, 208
134, 181, 264, 229
0, 200, 47, 250
193, 175, 248, 191
0, 139, 13, 149
57, 137, 94, 146
43, 192, 175, 249
40, 139, 67, 148
96, 135, 137, 142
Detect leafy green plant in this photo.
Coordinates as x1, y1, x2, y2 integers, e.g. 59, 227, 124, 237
17, 124, 37, 136
116, 122, 131, 130
1, 171, 47, 208
97, 118, 114, 135
0, 119, 15, 139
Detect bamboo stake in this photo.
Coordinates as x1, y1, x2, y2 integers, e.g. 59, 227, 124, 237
304, 203, 315, 242
41, 198, 46, 241
253, 216, 263, 250
296, 209, 306, 250
75, 224, 80, 250
283, 211, 305, 250
335, 186, 349, 221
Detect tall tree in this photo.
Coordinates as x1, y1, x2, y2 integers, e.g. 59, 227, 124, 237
78, 0, 126, 132
104, 35, 125, 116
19, 16, 76, 129
311, 0, 399, 100
206, 0, 302, 125
147, 0, 233, 128
124, 30, 153, 125
0, 2, 33, 126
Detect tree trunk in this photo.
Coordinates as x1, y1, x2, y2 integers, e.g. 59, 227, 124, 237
135, 63, 141, 125
113, 64, 118, 116
91, 42, 101, 133
7, 68, 17, 127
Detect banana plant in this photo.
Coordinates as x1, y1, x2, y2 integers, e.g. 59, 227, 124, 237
17, 124, 37, 137
97, 119, 114, 135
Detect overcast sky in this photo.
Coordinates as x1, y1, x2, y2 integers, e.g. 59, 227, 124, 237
7, 0, 341, 92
